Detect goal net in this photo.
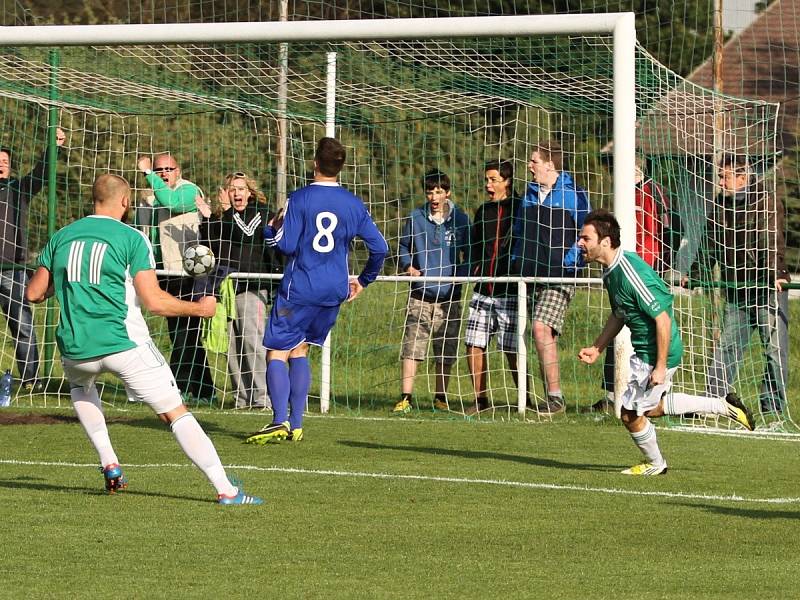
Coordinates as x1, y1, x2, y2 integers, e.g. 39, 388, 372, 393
0, 16, 790, 431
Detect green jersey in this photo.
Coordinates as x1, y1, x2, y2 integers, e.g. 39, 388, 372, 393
603, 249, 683, 369
38, 215, 156, 360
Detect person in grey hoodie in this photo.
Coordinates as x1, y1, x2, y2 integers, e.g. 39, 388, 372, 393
393, 169, 471, 414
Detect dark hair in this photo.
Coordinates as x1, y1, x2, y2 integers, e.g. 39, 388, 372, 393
0, 146, 12, 164
484, 159, 513, 182
422, 169, 451, 192
719, 153, 749, 174
315, 137, 346, 177
583, 209, 621, 249
531, 140, 563, 171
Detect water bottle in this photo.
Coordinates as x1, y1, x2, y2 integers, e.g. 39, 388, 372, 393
0, 369, 12, 408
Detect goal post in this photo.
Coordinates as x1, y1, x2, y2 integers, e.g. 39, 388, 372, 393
0, 14, 787, 432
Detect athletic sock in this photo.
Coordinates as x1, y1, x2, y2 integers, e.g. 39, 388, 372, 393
71, 386, 118, 468
170, 412, 236, 497
629, 419, 664, 465
266, 359, 290, 424
288, 356, 310, 431
665, 392, 728, 416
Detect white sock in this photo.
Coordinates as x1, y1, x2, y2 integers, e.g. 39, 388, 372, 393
71, 386, 118, 468
170, 413, 236, 497
630, 420, 664, 465
665, 392, 727, 416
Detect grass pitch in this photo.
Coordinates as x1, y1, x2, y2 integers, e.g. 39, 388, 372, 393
2, 407, 798, 599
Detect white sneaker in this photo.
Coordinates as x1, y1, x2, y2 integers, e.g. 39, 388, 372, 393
621, 461, 668, 476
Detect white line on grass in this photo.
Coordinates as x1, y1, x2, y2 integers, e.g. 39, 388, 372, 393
3, 458, 799, 506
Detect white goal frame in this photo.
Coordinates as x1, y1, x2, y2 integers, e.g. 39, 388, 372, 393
0, 14, 638, 414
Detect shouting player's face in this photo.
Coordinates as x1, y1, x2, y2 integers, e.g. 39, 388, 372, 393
484, 169, 509, 202
578, 224, 609, 265
425, 185, 450, 215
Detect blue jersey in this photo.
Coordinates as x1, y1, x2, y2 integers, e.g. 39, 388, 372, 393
264, 182, 388, 307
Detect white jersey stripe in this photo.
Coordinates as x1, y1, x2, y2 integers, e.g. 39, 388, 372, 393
68, 241, 84, 282
90, 242, 109, 285
619, 255, 655, 304
233, 212, 262, 237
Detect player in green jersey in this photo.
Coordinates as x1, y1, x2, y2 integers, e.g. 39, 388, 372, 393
26, 174, 262, 504
577, 209, 754, 476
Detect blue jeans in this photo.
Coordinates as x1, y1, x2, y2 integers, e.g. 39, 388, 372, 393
706, 291, 789, 414
0, 269, 40, 382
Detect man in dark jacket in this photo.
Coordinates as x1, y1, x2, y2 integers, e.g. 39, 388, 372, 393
685, 154, 790, 416
0, 127, 65, 391
464, 159, 522, 414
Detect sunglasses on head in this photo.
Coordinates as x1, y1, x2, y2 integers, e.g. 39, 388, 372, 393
154, 166, 177, 173
230, 171, 247, 179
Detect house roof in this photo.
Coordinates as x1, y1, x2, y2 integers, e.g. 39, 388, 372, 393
687, 0, 799, 152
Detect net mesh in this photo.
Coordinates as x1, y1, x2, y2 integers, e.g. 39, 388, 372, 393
0, 6, 793, 433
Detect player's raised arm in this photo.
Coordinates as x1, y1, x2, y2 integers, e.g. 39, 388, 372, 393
355, 208, 388, 289
264, 201, 300, 255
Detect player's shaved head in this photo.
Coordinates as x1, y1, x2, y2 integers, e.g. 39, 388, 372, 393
93, 173, 131, 205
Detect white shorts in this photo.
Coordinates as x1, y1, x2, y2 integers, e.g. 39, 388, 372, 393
62, 342, 183, 415
621, 354, 678, 416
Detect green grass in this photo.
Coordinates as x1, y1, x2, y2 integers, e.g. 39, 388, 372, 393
2, 407, 799, 599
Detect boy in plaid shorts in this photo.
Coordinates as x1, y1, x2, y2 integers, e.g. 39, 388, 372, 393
393, 170, 471, 414
464, 159, 523, 414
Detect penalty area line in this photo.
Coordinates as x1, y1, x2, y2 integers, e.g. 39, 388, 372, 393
2, 458, 800, 506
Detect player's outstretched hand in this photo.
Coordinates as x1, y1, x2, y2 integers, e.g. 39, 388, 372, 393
137, 156, 152, 173
196, 296, 217, 318
269, 208, 285, 230
347, 279, 364, 302
577, 346, 600, 364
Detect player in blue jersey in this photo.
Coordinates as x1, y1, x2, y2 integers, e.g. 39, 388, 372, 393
577, 209, 754, 476
246, 137, 388, 444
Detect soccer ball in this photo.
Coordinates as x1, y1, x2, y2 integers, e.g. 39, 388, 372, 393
182, 244, 215, 278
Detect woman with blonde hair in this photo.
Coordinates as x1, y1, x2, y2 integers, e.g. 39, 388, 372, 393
197, 171, 282, 409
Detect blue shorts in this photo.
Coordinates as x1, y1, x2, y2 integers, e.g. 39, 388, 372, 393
263, 294, 341, 350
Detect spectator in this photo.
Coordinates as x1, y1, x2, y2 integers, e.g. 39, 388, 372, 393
196, 172, 282, 409
577, 209, 753, 477
464, 159, 522, 415
137, 153, 215, 403
586, 155, 672, 414
521, 141, 590, 413
0, 126, 66, 392
685, 154, 790, 417
512, 200, 577, 414
392, 169, 471, 414
246, 137, 387, 444
26, 173, 261, 504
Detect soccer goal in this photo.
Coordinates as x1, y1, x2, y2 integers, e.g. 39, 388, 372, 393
0, 15, 789, 431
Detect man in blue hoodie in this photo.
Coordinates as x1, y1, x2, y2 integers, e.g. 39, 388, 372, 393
521, 141, 590, 412
393, 170, 471, 414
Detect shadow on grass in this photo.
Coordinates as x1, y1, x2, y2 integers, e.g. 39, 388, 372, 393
673, 501, 800, 520
0, 477, 210, 503
338, 440, 622, 472
0, 411, 227, 435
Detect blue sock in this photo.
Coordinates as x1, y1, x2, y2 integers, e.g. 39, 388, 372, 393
288, 357, 310, 431
266, 360, 290, 424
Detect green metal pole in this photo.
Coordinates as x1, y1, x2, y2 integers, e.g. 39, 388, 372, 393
43, 49, 60, 380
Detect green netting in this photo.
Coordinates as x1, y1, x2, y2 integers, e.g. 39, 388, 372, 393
0, 4, 793, 435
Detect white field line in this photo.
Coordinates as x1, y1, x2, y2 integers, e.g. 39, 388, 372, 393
3, 458, 800, 506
